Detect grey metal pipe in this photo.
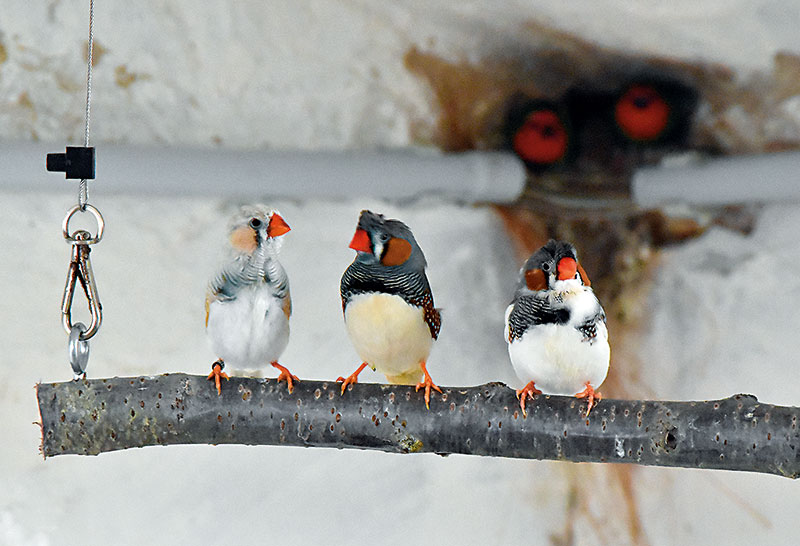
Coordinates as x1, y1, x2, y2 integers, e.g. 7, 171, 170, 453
5, 141, 526, 203
632, 151, 800, 207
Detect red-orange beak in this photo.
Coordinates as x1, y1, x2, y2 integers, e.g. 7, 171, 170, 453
349, 228, 371, 253
557, 257, 578, 281
267, 213, 291, 237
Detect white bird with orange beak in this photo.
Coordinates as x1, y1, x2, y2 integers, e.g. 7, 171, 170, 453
505, 240, 610, 416
205, 204, 297, 395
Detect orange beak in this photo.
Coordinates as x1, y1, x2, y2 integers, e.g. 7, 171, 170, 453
349, 228, 371, 253
267, 213, 291, 237
557, 257, 578, 281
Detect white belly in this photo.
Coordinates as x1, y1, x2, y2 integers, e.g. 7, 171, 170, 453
344, 292, 432, 378
206, 285, 290, 369
507, 320, 609, 395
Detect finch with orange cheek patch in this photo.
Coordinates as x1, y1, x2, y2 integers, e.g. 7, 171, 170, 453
505, 240, 609, 417
205, 204, 298, 395
336, 210, 442, 409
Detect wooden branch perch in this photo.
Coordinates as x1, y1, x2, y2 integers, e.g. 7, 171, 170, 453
36, 374, 800, 478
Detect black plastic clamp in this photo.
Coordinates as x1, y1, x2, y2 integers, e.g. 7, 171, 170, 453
46, 147, 96, 180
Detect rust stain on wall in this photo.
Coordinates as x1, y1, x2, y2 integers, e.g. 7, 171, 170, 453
114, 64, 149, 88
405, 20, 800, 156
404, 46, 528, 151
84, 40, 108, 67
17, 91, 38, 122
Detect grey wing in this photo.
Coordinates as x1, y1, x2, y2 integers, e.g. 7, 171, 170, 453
208, 256, 250, 302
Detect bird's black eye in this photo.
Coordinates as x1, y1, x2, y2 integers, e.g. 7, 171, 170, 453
378, 232, 390, 243
248, 217, 263, 229
541, 262, 552, 273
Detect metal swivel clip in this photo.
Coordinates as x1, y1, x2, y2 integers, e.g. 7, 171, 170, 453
61, 204, 104, 379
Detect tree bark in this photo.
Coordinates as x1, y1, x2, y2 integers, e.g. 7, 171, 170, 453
36, 374, 800, 478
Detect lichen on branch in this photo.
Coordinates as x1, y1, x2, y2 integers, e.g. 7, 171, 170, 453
36, 374, 800, 479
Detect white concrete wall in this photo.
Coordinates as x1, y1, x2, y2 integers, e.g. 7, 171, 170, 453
3, 3, 800, 545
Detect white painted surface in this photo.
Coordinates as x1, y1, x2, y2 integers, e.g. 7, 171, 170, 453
2, 1, 799, 149
3, 2, 800, 545
3, 191, 800, 546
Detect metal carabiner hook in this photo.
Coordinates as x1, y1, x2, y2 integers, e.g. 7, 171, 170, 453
61, 230, 102, 341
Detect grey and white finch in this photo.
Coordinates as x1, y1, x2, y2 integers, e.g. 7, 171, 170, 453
337, 210, 442, 408
505, 240, 610, 416
205, 204, 297, 395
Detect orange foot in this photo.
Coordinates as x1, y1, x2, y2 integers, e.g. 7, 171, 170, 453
515, 381, 542, 417
575, 381, 602, 417
207, 360, 230, 396
336, 362, 368, 395
415, 361, 442, 410
271, 362, 299, 394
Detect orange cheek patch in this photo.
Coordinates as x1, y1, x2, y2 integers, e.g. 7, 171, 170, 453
525, 268, 547, 291
230, 226, 258, 253
380, 237, 412, 266
577, 263, 591, 287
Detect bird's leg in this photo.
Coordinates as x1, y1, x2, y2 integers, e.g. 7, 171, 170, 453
515, 381, 542, 417
207, 359, 230, 396
271, 362, 299, 394
336, 362, 369, 395
415, 361, 442, 410
575, 381, 602, 416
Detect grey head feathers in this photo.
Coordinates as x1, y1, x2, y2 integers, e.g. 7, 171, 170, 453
209, 204, 290, 301
517, 239, 580, 293
227, 204, 287, 256
354, 210, 427, 271
507, 239, 601, 342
